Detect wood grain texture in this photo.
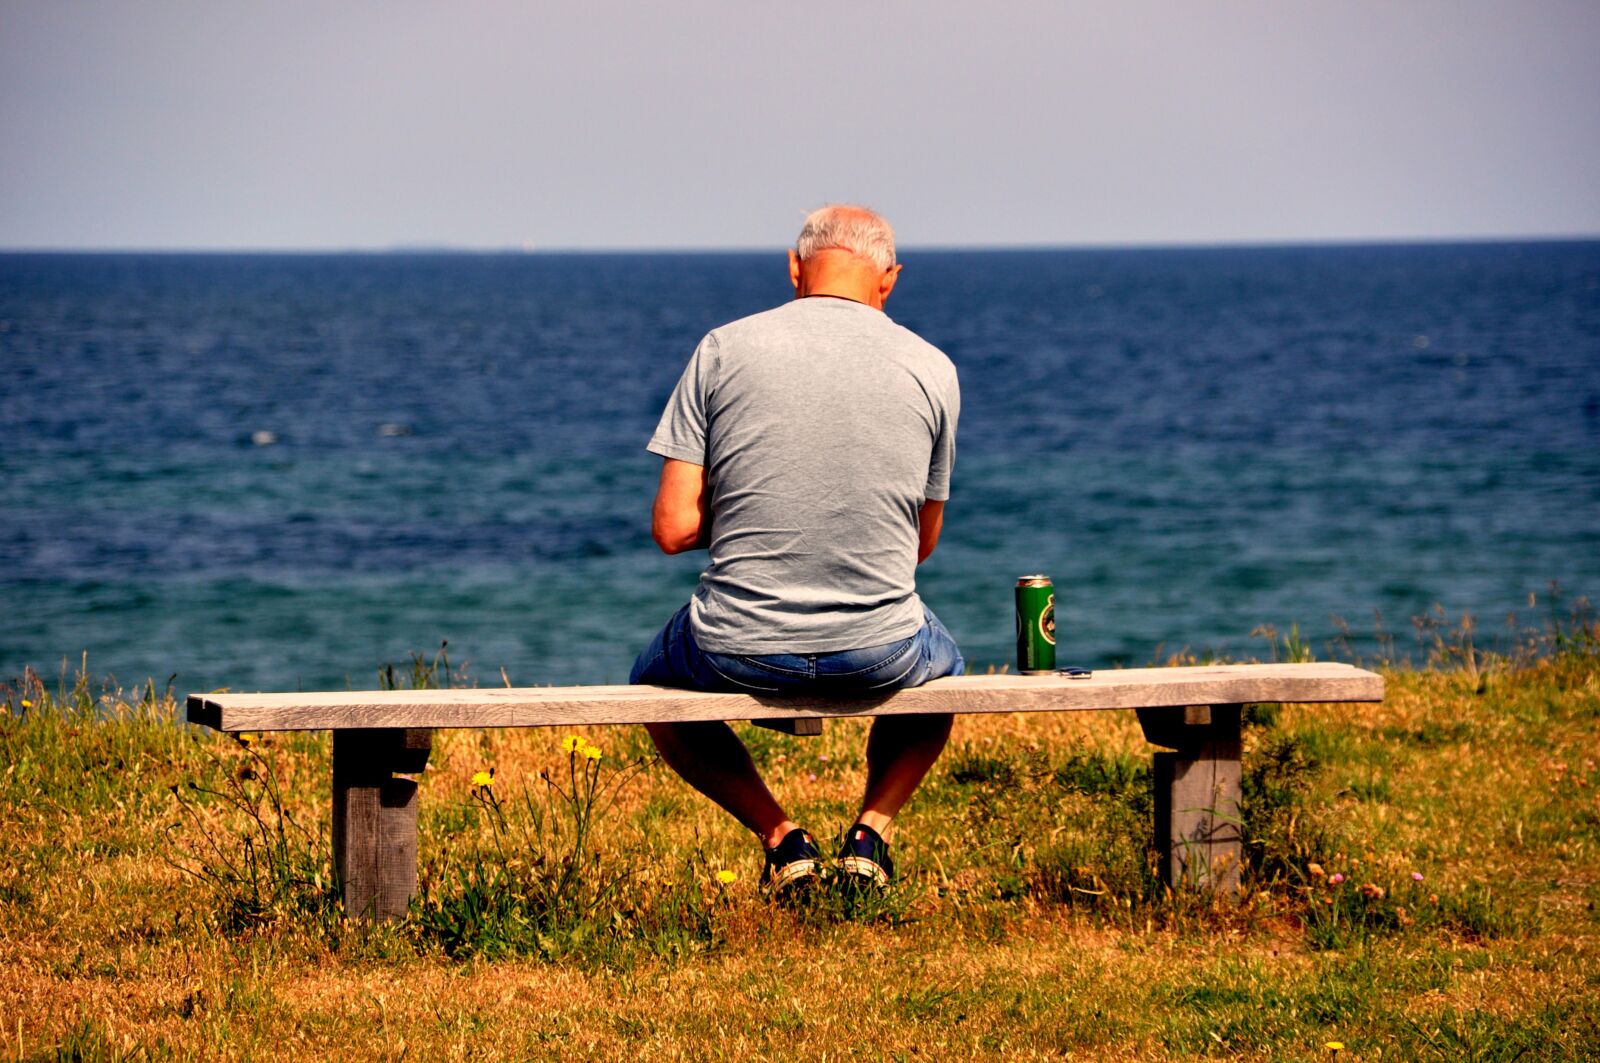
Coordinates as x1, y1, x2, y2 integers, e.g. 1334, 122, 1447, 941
1150, 705, 1244, 896
332, 729, 428, 922
187, 663, 1382, 733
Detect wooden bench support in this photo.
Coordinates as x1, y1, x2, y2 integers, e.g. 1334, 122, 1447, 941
191, 666, 1382, 920
751, 716, 824, 736
1137, 704, 1243, 897
331, 728, 432, 921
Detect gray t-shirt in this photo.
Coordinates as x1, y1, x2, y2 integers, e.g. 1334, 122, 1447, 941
647, 296, 959, 654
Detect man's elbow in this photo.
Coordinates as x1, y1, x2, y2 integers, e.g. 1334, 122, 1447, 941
916, 500, 945, 564
652, 521, 702, 555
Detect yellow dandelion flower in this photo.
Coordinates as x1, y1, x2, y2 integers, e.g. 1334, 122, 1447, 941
236, 733, 255, 747
1324, 1042, 1344, 1053
561, 735, 588, 754
471, 770, 494, 787
20, 699, 32, 709
715, 869, 738, 884
583, 744, 603, 761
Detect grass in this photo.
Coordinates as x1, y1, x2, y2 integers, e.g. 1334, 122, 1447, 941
2, 612, 1598, 1060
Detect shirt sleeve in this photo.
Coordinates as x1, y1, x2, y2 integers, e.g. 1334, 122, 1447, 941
923, 364, 960, 501
646, 332, 717, 465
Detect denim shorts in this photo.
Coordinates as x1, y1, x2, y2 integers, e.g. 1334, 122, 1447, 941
629, 602, 965, 695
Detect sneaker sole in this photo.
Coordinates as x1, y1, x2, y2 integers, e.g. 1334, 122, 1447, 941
838, 855, 891, 887
765, 858, 821, 893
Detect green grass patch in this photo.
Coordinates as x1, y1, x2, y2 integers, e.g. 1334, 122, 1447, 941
4, 619, 1599, 1059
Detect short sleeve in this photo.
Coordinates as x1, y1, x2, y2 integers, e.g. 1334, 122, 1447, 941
923, 365, 960, 501
646, 333, 718, 466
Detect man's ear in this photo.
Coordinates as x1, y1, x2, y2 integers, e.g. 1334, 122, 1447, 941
788, 249, 803, 296
878, 263, 902, 304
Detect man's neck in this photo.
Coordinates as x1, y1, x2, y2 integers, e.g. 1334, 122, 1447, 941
792, 251, 889, 309
799, 291, 872, 307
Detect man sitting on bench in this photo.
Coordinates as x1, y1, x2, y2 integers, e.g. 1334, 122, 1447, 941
630, 204, 965, 897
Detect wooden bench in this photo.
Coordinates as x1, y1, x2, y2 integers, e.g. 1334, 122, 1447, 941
186, 662, 1383, 920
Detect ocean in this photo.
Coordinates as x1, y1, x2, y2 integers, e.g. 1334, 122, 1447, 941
2, 243, 1597, 692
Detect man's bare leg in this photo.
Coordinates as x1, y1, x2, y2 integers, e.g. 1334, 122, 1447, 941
856, 712, 955, 835
645, 721, 799, 849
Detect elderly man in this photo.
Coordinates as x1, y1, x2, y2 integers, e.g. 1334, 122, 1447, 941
630, 204, 963, 895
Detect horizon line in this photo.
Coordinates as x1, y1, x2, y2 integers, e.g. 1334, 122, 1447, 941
2, 231, 1598, 256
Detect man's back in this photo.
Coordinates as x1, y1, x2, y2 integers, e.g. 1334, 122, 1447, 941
648, 296, 959, 654
634, 204, 963, 896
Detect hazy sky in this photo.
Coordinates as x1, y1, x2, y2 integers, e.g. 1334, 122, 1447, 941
2, 0, 1597, 250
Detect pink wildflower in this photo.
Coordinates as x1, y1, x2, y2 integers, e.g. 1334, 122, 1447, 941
1412, 872, 1424, 882
1329, 873, 1346, 885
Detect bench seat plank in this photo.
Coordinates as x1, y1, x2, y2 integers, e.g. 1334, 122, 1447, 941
188, 662, 1382, 733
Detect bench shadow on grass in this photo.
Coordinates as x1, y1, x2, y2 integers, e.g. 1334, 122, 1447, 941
775, 866, 923, 930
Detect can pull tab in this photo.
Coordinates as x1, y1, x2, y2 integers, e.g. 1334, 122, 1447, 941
1055, 667, 1092, 679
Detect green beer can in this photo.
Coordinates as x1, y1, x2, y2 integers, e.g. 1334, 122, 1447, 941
1015, 575, 1057, 674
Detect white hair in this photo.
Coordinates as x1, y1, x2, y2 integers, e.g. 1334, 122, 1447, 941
795, 205, 897, 272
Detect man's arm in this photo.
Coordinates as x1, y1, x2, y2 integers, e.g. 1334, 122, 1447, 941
652, 457, 710, 554
917, 499, 945, 564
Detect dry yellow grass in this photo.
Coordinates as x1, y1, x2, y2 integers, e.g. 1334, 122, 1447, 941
3, 655, 1598, 1060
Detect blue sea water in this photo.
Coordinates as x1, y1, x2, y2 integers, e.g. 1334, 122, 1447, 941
2, 244, 1597, 692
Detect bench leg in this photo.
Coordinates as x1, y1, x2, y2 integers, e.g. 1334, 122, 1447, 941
1137, 704, 1243, 898
332, 728, 432, 921
751, 717, 824, 736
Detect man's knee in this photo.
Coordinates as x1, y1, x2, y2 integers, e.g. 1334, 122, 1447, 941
645, 719, 733, 758
646, 719, 717, 736
644, 720, 689, 748
876, 712, 954, 741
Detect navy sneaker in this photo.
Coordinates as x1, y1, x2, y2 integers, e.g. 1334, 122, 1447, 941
837, 823, 894, 887
761, 828, 822, 896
